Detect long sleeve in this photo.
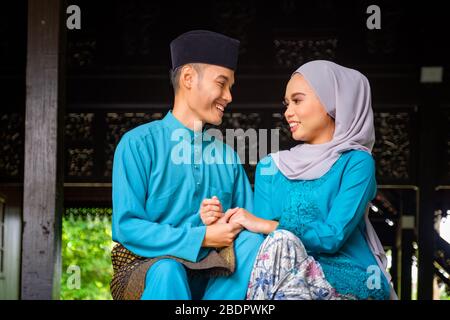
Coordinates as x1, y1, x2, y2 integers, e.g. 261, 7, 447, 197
112, 134, 206, 262
278, 153, 377, 254
253, 156, 280, 220
231, 152, 254, 212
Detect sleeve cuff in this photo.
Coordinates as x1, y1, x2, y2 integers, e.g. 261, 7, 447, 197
185, 225, 207, 262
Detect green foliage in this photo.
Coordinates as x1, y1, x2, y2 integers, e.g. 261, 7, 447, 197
61, 212, 114, 300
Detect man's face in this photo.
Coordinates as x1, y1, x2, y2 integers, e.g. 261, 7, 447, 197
186, 64, 235, 126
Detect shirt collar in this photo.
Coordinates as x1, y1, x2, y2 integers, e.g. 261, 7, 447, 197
162, 110, 209, 144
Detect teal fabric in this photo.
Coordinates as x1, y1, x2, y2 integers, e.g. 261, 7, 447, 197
112, 110, 263, 299
140, 230, 265, 300
254, 150, 390, 300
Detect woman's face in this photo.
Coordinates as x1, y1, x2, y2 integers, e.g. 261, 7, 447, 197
283, 73, 335, 144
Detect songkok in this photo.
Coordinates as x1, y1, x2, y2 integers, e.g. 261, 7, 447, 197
170, 30, 240, 71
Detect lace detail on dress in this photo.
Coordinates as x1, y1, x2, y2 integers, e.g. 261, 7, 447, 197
278, 181, 319, 237
318, 255, 390, 300
278, 154, 341, 236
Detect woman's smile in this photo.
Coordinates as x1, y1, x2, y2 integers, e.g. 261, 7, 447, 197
288, 121, 301, 132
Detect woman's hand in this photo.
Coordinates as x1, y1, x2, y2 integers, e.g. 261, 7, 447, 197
228, 208, 278, 234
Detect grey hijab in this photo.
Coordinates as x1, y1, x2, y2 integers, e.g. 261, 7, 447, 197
272, 60, 398, 299
272, 60, 375, 180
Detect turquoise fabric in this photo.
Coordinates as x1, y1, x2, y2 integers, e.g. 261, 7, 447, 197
112, 110, 263, 299
254, 150, 390, 300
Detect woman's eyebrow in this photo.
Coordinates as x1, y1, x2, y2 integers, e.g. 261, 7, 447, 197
291, 92, 306, 98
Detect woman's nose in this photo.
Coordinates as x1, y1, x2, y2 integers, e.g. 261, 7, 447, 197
284, 105, 294, 119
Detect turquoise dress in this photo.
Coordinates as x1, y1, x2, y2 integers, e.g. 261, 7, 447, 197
112, 111, 264, 299
254, 150, 390, 300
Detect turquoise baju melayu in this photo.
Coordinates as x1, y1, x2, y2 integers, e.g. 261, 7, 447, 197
112, 110, 264, 300
253, 149, 391, 299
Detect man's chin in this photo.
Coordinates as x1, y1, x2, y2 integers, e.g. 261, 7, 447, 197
212, 118, 223, 126
206, 113, 223, 126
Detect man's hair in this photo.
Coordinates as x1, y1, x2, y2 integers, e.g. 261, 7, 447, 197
170, 63, 204, 94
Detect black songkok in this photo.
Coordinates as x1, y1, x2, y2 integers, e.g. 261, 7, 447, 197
170, 30, 240, 71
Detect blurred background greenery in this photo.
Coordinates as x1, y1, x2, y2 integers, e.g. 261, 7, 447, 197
61, 208, 114, 300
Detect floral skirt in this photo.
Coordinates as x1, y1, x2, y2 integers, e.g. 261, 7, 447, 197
246, 230, 356, 300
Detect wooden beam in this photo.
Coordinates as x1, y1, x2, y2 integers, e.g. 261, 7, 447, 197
416, 99, 439, 300
399, 228, 414, 300
21, 0, 65, 299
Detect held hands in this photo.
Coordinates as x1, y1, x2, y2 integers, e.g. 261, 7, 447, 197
199, 196, 224, 225
200, 196, 243, 248
228, 207, 268, 234
202, 221, 243, 248
200, 196, 239, 225
200, 196, 275, 235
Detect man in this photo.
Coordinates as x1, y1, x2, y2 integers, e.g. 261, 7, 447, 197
111, 30, 264, 300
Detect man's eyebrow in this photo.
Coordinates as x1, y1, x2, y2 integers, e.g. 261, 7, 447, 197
216, 75, 234, 87
216, 75, 229, 82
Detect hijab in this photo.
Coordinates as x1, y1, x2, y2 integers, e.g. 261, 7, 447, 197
272, 60, 375, 180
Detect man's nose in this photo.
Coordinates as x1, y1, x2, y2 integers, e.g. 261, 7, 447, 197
222, 88, 232, 104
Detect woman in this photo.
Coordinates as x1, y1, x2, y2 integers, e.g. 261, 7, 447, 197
201, 60, 396, 300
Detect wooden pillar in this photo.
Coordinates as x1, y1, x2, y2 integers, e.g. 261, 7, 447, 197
21, 0, 65, 299
399, 226, 415, 299
417, 97, 439, 300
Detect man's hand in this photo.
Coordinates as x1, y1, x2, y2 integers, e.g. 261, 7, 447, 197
199, 196, 224, 225
202, 222, 243, 248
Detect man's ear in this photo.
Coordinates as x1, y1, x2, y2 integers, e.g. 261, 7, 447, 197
180, 65, 194, 90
